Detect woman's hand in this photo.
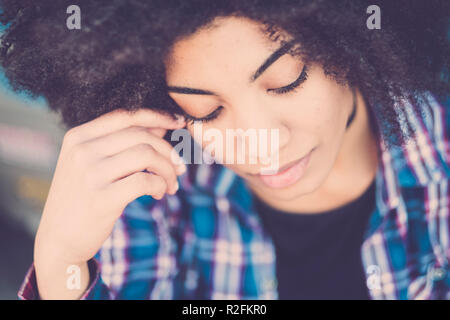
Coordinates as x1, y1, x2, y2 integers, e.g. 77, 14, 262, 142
33, 108, 186, 298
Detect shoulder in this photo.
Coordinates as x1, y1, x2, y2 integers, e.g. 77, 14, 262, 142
388, 91, 450, 187
415, 92, 449, 158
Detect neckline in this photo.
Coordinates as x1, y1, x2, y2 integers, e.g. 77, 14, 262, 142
253, 177, 377, 221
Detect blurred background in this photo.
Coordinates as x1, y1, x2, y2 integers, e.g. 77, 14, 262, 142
0, 66, 66, 298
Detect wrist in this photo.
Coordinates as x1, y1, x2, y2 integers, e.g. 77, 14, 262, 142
34, 231, 85, 268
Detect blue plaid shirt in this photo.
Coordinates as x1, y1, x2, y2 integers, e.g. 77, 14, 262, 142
19, 92, 450, 299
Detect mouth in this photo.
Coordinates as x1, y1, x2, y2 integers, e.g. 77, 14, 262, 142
248, 148, 315, 189
247, 148, 314, 176
272, 157, 305, 175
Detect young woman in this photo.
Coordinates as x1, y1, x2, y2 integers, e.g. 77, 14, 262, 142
0, 1, 448, 299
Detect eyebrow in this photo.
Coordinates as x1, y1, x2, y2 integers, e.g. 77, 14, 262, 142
166, 40, 296, 95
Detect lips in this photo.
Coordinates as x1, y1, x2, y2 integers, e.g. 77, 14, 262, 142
248, 149, 312, 176
273, 157, 305, 175
255, 149, 314, 188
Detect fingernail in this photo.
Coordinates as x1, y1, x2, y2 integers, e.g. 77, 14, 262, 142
154, 193, 162, 200
174, 114, 185, 124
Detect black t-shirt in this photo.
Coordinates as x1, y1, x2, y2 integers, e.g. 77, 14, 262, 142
253, 179, 376, 300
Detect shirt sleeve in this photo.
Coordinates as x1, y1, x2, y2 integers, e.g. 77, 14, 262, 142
18, 257, 111, 300
17, 190, 186, 300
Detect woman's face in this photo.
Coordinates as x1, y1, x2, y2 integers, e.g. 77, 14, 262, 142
165, 16, 355, 201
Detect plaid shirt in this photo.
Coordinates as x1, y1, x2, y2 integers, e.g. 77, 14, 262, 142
19, 92, 449, 300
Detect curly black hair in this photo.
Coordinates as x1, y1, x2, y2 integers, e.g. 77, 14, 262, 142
0, 0, 448, 148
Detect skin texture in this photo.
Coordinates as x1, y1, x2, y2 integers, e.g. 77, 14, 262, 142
166, 16, 380, 213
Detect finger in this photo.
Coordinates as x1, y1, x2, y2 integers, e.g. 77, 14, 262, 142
66, 109, 185, 145
149, 127, 170, 139
97, 143, 179, 194
81, 126, 187, 174
105, 171, 169, 212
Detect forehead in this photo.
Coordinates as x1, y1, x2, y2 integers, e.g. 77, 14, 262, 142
164, 16, 289, 82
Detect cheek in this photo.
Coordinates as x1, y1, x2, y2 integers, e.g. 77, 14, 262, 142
316, 104, 346, 142
286, 98, 344, 146
285, 64, 351, 142
290, 87, 349, 146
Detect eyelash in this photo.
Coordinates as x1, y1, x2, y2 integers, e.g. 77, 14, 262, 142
184, 65, 308, 124
268, 65, 308, 95
184, 106, 224, 125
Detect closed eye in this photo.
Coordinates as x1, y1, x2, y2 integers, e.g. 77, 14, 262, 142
182, 65, 308, 124
183, 106, 224, 124
267, 65, 308, 94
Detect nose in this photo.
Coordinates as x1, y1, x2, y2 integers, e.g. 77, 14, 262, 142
232, 101, 290, 165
